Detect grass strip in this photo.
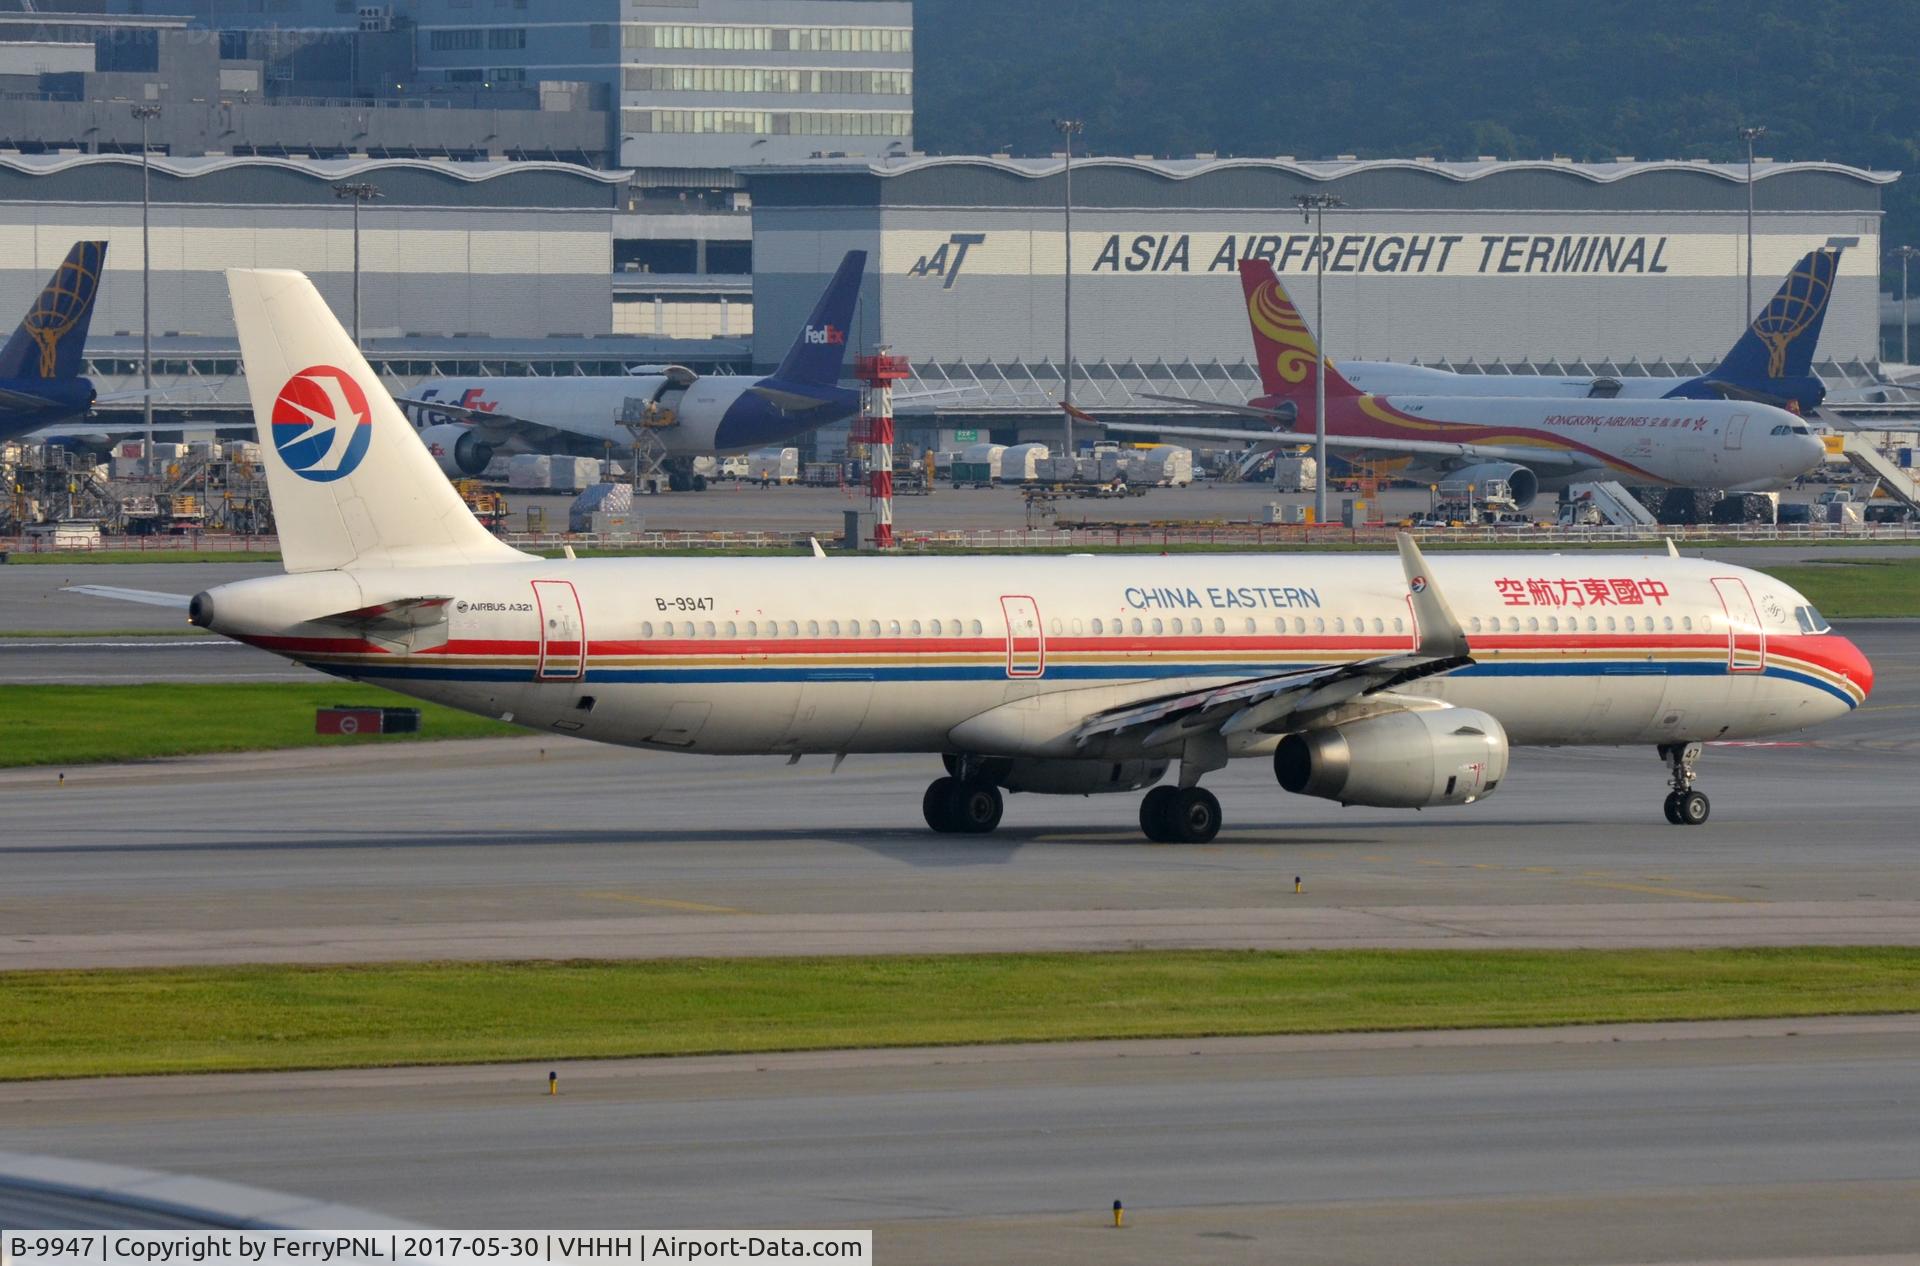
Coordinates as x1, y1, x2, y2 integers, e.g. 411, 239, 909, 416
1760, 558, 1920, 618
1, 948, 1915, 1081
0, 683, 516, 768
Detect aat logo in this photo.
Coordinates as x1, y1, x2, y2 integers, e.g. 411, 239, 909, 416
271, 365, 372, 482
907, 232, 986, 289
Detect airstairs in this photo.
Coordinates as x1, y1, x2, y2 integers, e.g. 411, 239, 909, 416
1562, 481, 1659, 527
1839, 434, 1920, 511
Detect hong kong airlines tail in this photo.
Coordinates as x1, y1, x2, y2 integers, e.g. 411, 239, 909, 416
1238, 259, 1361, 400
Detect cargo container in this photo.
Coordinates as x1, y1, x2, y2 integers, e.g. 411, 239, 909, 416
547, 456, 603, 492
998, 442, 1050, 482
508, 454, 553, 489
1133, 446, 1194, 486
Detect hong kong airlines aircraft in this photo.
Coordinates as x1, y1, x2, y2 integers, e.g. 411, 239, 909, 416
1092, 260, 1827, 507
78, 270, 1872, 841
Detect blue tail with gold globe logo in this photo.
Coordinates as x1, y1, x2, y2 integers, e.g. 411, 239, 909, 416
0, 240, 107, 440
1668, 247, 1841, 413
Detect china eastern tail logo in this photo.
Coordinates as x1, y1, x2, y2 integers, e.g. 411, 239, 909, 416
803, 323, 846, 346
271, 365, 372, 482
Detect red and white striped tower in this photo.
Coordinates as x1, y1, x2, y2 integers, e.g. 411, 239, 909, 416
855, 349, 911, 548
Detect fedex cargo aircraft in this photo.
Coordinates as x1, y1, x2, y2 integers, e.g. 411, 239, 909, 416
398, 252, 866, 491
1093, 260, 1827, 506
77, 269, 1872, 841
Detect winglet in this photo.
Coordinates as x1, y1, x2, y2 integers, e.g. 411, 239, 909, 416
1060, 401, 1104, 429
1665, 537, 1680, 559
1398, 533, 1470, 659
809, 536, 827, 559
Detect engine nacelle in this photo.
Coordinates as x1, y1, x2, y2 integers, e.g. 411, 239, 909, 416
1274, 708, 1508, 808
418, 424, 494, 477
1450, 462, 1539, 509
994, 758, 1169, 796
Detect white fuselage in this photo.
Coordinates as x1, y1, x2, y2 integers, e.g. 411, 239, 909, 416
1340, 361, 1695, 400
409, 376, 766, 457
208, 553, 1867, 759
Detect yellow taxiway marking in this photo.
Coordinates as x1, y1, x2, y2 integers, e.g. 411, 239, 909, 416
582, 892, 748, 915
1575, 880, 1755, 904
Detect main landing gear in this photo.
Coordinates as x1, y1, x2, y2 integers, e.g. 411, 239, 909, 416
922, 776, 1003, 834
1659, 741, 1710, 826
1138, 785, 1222, 844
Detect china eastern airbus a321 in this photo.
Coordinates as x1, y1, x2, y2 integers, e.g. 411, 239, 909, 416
76, 269, 1872, 841
1088, 259, 1827, 508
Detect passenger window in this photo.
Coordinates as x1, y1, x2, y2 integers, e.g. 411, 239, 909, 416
910, 619, 922, 635
681, 622, 695, 637
640, 621, 653, 637
1526, 617, 1539, 633
867, 620, 881, 637
1546, 616, 1559, 633
889, 619, 902, 636
1314, 617, 1326, 634
1091, 618, 1103, 634
1605, 616, 1616, 632
1624, 616, 1636, 632
930, 618, 943, 636
703, 621, 717, 638
1663, 616, 1673, 632
827, 620, 840, 636
1682, 616, 1692, 632
1470, 616, 1482, 632
1131, 618, 1143, 635
762, 621, 775, 639
1372, 617, 1384, 634
1214, 618, 1225, 634
1151, 618, 1164, 635
1393, 617, 1404, 633
1245, 618, 1256, 633
971, 619, 984, 635
1334, 618, 1346, 633
1586, 616, 1597, 632
807, 620, 820, 637
1295, 617, 1307, 634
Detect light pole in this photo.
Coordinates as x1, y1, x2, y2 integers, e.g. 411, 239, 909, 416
332, 181, 383, 343
132, 104, 161, 472
1739, 125, 1766, 321
1895, 246, 1920, 365
1292, 191, 1345, 525
1053, 118, 1083, 459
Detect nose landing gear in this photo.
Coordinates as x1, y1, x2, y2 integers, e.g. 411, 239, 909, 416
1659, 741, 1709, 826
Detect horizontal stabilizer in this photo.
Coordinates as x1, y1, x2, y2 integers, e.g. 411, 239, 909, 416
63, 585, 192, 609
748, 382, 843, 412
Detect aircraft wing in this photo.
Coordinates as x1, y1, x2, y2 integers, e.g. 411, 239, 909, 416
391, 396, 569, 446
1069, 535, 1473, 755
63, 585, 192, 609
1092, 416, 1601, 472
1133, 393, 1299, 422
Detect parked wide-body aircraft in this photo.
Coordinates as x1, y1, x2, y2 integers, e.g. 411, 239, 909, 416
80, 270, 1872, 842
1333, 247, 1844, 414
397, 251, 867, 491
1094, 260, 1827, 507
0, 240, 107, 441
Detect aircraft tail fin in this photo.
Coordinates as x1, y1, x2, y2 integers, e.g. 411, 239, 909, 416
226, 269, 528, 574
773, 250, 866, 385
0, 241, 107, 381
1237, 258, 1360, 400
1709, 247, 1842, 385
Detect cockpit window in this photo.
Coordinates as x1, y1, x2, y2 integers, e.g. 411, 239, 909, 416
1794, 605, 1831, 634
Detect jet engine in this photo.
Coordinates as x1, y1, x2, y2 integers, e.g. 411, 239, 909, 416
1449, 462, 1538, 509
418, 423, 494, 477
1273, 708, 1508, 808
946, 756, 1169, 796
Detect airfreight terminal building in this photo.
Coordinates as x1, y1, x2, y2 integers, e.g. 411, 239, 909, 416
746, 155, 1895, 424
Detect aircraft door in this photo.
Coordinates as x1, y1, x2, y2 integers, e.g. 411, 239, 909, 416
1724, 413, 1748, 450
1000, 595, 1045, 678
532, 580, 586, 680
1711, 577, 1766, 673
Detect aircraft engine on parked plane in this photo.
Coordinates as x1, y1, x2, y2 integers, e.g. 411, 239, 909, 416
418, 423, 494, 477
1448, 462, 1539, 509
1273, 708, 1509, 808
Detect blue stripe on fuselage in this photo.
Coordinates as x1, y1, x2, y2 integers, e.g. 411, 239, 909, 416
308, 657, 1858, 707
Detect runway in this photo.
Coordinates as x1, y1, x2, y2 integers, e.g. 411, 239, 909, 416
1, 1017, 1916, 1262
2, 620, 1914, 969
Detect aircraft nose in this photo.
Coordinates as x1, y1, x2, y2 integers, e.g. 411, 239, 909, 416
1829, 633, 1874, 706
